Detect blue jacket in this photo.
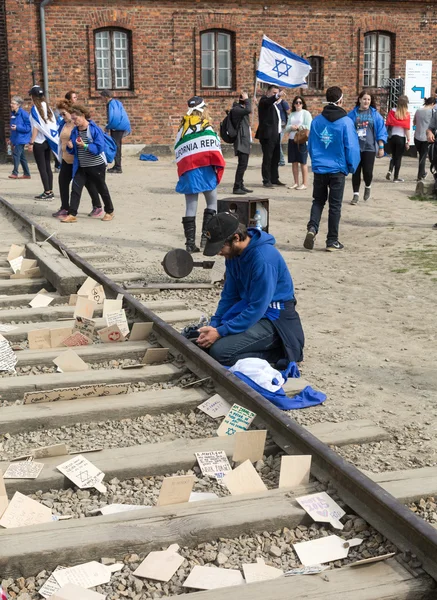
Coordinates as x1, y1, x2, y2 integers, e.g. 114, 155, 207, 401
67, 120, 106, 177
10, 107, 31, 145
308, 105, 360, 175
106, 99, 131, 133
211, 229, 295, 337
347, 106, 388, 151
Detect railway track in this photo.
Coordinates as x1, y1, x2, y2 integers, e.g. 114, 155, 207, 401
0, 196, 436, 599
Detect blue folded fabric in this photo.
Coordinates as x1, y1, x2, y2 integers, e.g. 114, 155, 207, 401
139, 154, 158, 161
287, 385, 326, 409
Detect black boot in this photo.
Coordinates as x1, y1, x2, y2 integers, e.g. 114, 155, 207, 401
241, 184, 253, 193
200, 208, 216, 248
233, 187, 247, 195
182, 217, 200, 253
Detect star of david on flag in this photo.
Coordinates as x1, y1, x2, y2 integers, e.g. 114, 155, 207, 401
256, 35, 311, 88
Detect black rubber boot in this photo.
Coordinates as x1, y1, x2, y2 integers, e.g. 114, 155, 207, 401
200, 208, 216, 249
182, 216, 200, 253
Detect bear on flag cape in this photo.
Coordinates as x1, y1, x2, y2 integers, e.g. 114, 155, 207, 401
256, 35, 312, 88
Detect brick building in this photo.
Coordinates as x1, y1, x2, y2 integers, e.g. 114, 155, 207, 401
0, 0, 436, 153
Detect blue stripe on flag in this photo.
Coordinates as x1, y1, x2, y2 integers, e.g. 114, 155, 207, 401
261, 38, 310, 66
256, 70, 307, 88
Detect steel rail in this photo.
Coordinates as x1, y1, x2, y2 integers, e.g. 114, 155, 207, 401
1, 196, 437, 581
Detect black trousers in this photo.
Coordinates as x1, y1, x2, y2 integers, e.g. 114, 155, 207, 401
69, 165, 114, 216
110, 130, 124, 169
414, 138, 429, 180
260, 136, 280, 184
234, 152, 249, 189
388, 135, 405, 179
352, 151, 376, 192
33, 140, 53, 192
308, 172, 346, 243
59, 161, 101, 212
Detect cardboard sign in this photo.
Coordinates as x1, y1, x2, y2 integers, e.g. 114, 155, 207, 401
20, 258, 38, 273
3, 461, 44, 479
73, 317, 95, 340
232, 430, 267, 463
102, 298, 122, 317
9, 256, 24, 273
53, 350, 89, 373
195, 450, 232, 481
57, 455, 106, 492
133, 544, 184, 582
217, 403, 256, 437
0, 338, 17, 372
222, 460, 267, 496
73, 296, 97, 320
189, 492, 219, 502
157, 475, 195, 506
50, 327, 73, 348
32, 444, 69, 459
17, 266, 41, 279
293, 535, 363, 566
129, 322, 153, 341
197, 394, 231, 419
7, 244, 25, 262
0, 470, 8, 518
143, 348, 169, 364
183, 566, 245, 590
28, 328, 51, 350
279, 455, 312, 489
105, 309, 129, 337
77, 277, 98, 297
50, 584, 106, 600
89, 285, 106, 305
242, 558, 283, 584
296, 492, 345, 529
38, 566, 67, 598
0, 491, 52, 528
23, 383, 129, 404
62, 331, 92, 347
29, 293, 54, 308
53, 561, 122, 589
98, 324, 125, 343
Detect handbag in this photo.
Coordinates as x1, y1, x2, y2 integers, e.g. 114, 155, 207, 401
294, 128, 309, 144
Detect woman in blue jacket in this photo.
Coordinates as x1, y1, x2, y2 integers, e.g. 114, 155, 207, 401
347, 91, 387, 204
8, 96, 31, 179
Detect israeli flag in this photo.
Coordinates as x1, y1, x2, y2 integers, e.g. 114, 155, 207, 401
30, 105, 59, 158
256, 35, 311, 88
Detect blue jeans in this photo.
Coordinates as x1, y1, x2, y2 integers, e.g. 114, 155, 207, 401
308, 172, 345, 244
12, 144, 30, 176
209, 318, 283, 367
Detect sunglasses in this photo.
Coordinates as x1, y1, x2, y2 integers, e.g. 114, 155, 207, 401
294, 101, 303, 105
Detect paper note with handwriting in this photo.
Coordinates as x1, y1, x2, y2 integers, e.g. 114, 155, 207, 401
0, 491, 52, 528
217, 403, 256, 437
57, 455, 106, 492
3, 461, 44, 479
62, 331, 92, 347
296, 491, 345, 529
89, 285, 105, 305
195, 450, 231, 482
97, 324, 125, 343
32, 444, 69, 459
105, 309, 129, 337
73, 317, 95, 340
197, 394, 231, 419
102, 298, 122, 317
28, 328, 51, 350
53, 561, 122, 589
9, 255, 24, 273
157, 475, 195, 506
0, 338, 17, 372
38, 566, 67, 599
293, 535, 363, 566
23, 383, 129, 404
133, 544, 184, 582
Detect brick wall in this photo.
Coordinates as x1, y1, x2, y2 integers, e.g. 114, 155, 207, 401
2, 0, 437, 149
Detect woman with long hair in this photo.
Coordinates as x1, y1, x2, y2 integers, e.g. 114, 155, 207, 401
413, 97, 435, 181
347, 91, 387, 203
284, 95, 312, 190
28, 85, 59, 199
8, 96, 31, 180
174, 96, 225, 252
386, 95, 411, 183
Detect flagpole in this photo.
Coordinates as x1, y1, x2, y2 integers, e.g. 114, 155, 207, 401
251, 51, 258, 130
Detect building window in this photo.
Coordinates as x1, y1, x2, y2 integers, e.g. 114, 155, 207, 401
95, 29, 131, 90
364, 32, 392, 87
308, 56, 324, 90
201, 30, 233, 89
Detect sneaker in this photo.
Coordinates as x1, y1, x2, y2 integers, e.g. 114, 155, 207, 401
393, 178, 404, 183
61, 215, 77, 223
303, 227, 317, 250
296, 184, 307, 190
52, 209, 68, 218
34, 192, 53, 200
350, 194, 359, 205
287, 183, 298, 190
232, 188, 246, 195
107, 167, 122, 174
386, 172, 391, 181
8, 174, 18, 179
101, 212, 114, 221
88, 207, 104, 218
263, 182, 274, 188
279, 162, 286, 167
326, 241, 344, 251
363, 187, 371, 201
19, 175, 31, 179
241, 185, 253, 193
272, 180, 286, 186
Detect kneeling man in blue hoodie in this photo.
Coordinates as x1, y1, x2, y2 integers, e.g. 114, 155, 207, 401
197, 212, 304, 367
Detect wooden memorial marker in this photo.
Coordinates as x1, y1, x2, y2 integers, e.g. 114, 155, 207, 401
157, 474, 195, 506
183, 565, 244, 590
0, 491, 52, 528
68, 294, 78, 306
28, 329, 51, 350
217, 403, 256, 437
57, 455, 106, 493
32, 444, 69, 459
242, 558, 283, 584
50, 584, 106, 600
129, 322, 153, 341
195, 450, 232, 482
53, 349, 88, 373
50, 328, 73, 348
295, 491, 345, 529
97, 324, 125, 343
222, 459, 267, 496
77, 277, 98, 297
143, 347, 169, 364
62, 331, 92, 347
197, 394, 231, 419
89, 285, 105, 305
23, 383, 128, 404
293, 535, 363, 566
279, 455, 312, 489
133, 544, 184, 582
73, 296, 97, 320
102, 298, 122, 317
7, 244, 25, 262
232, 430, 267, 463
29, 292, 54, 308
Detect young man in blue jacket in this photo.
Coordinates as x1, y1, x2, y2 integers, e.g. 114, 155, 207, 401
8, 96, 31, 179
305, 86, 360, 251
197, 212, 304, 367
101, 90, 131, 174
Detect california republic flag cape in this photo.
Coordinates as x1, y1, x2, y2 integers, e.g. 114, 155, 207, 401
174, 116, 225, 183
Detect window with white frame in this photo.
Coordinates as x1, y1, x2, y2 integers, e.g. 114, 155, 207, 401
201, 30, 233, 89
364, 32, 392, 87
95, 29, 131, 90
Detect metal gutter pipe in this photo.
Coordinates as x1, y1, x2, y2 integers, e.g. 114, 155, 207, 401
40, 0, 53, 98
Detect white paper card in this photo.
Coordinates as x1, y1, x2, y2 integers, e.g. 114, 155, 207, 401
77, 277, 98, 297
133, 544, 184, 582
183, 565, 245, 590
4, 461, 44, 479
39, 566, 67, 599
0, 491, 52, 528
195, 450, 232, 482
0, 324, 18, 332
217, 403, 256, 436
197, 394, 231, 419
242, 558, 283, 584
53, 350, 88, 373
97, 504, 150, 515
89, 285, 106, 305
293, 535, 363, 566
57, 455, 106, 492
189, 491, 219, 502
53, 561, 122, 589
50, 583, 106, 600
296, 491, 345, 529
0, 339, 17, 372
73, 296, 97, 320
102, 298, 122, 317
105, 309, 129, 337
29, 293, 54, 308
9, 256, 24, 273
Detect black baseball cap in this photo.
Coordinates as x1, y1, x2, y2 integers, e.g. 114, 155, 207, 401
29, 85, 44, 97
187, 96, 204, 108
203, 212, 239, 257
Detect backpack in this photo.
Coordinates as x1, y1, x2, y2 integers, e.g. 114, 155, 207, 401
219, 110, 238, 144
86, 125, 118, 164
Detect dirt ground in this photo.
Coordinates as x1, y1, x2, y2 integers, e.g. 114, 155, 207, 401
1, 152, 436, 473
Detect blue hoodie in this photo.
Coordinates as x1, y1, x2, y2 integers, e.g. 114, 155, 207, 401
106, 99, 131, 133
347, 106, 388, 152
308, 104, 360, 175
211, 229, 295, 338
10, 107, 31, 145
67, 120, 106, 177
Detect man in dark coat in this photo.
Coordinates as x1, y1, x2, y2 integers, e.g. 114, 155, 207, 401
230, 92, 253, 195
255, 85, 287, 188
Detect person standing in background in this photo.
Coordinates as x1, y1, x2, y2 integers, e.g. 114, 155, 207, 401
285, 95, 312, 190
413, 97, 434, 181
65, 90, 79, 103
8, 96, 31, 180
230, 91, 253, 195
385, 95, 410, 183
278, 96, 291, 167
101, 90, 131, 174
